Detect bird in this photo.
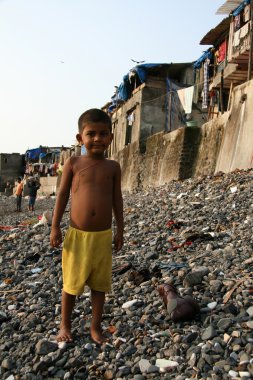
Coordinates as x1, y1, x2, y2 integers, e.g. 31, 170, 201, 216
131, 59, 145, 64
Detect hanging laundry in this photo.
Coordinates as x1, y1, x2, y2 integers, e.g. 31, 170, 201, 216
202, 59, 209, 109
209, 89, 217, 107
234, 14, 241, 31
127, 112, 134, 126
233, 29, 241, 47
244, 4, 250, 22
177, 86, 194, 114
227, 21, 234, 61
217, 40, 227, 63
240, 22, 249, 39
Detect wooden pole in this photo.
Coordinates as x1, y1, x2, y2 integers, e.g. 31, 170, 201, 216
247, 0, 253, 80
227, 81, 234, 110
220, 69, 224, 113
169, 91, 172, 132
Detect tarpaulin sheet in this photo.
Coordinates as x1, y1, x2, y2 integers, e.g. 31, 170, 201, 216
193, 50, 213, 69
25, 148, 43, 160
109, 63, 169, 111
232, 0, 250, 16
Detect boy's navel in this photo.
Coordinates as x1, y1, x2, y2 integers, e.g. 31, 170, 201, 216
91, 210, 96, 217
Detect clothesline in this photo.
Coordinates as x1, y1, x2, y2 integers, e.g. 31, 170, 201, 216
140, 79, 215, 105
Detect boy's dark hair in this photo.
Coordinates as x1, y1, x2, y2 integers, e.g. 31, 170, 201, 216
78, 108, 112, 133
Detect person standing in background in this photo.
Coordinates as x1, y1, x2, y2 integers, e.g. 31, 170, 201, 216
28, 179, 41, 211
15, 177, 23, 212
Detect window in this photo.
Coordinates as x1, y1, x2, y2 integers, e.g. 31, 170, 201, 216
125, 111, 135, 145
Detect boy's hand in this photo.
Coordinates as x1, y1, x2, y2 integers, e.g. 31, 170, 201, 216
113, 232, 123, 252
50, 226, 62, 247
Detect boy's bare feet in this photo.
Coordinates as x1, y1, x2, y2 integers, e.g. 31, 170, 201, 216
90, 326, 107, 345
57, 324, 73, 342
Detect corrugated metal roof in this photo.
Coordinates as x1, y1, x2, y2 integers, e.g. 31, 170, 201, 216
200, 17, 230, 45
216, 0, 242, 14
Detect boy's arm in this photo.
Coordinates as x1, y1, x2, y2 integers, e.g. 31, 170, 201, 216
112, 162, 124, 251
50, 158, 73, 247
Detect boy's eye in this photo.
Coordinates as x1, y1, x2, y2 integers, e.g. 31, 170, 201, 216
86, 131, 109, 136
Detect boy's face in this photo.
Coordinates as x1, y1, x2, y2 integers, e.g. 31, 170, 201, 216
76, 122, 113, 157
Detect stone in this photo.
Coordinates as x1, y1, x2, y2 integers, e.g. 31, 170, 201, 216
155, 358, 179, 369
1, 170, 253, 380
1, 358, 14, 370
246, 321, 253, 329
201, 325, 217, 340
217, 318, 232, 331
246, 306, 253, 317
139, 359, 151, 373
35, 340, 59, 355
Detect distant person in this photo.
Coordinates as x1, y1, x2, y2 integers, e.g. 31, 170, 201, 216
15, 178, 23, 212
50, 108, 124, 344
28, 179, 41, 211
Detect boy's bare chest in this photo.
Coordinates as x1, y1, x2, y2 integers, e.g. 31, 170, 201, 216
72, 162, 114, 192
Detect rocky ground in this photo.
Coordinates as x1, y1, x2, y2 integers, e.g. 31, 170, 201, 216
0, 170, 253, 380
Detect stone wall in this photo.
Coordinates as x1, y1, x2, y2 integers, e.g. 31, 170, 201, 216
141, 129, 184, 188
111, 142, 142, 192
113, 127, 203, 190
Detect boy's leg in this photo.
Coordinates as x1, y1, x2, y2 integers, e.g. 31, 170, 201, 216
57, 290, 76, 342
90, 289, 106, 344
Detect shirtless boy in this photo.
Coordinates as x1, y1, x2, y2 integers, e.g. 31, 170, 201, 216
50, 108, 123, 344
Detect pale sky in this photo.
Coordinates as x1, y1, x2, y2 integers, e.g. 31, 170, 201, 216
0, 0, 225, 154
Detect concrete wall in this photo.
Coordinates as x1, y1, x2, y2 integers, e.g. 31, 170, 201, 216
110, 83, 186, 156
110, 90, 142, 156
22, 176, 57, 197
38, 176, 58, 196
111, 142, 142, 192
195, 113, 228, 176
0, 153, 23, 188
216, 80, 253, 173
141, 129, 184, 188
112, 127, 202, 191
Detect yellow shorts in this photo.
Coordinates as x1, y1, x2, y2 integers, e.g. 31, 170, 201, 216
62, 226, 112, 295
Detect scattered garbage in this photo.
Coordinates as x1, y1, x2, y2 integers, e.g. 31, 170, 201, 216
128, 268, 152, 285
112, 262, 132, 275
33, 210, 52, 228
121, 299, 142, 309
158, 283, 200, 322
31, 268, 42, 274
230, 186, 238, 193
